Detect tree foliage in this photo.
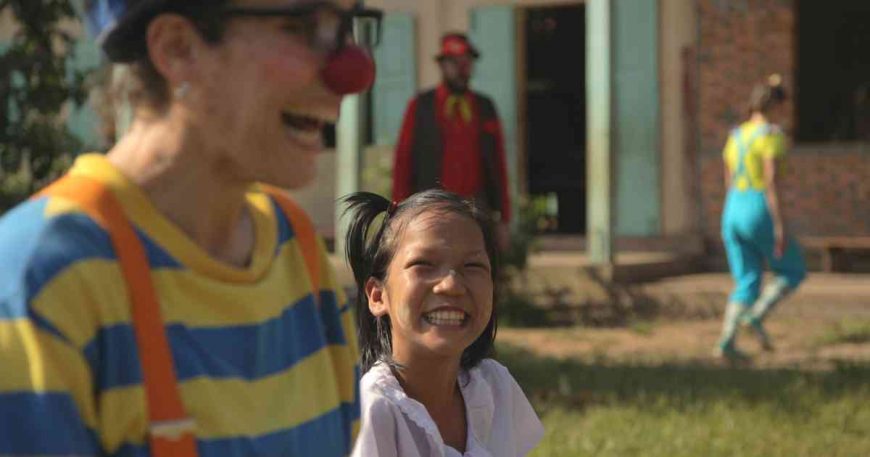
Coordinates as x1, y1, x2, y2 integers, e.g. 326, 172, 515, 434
0, 0, 91, 210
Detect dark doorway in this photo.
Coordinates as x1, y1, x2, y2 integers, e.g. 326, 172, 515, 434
524, 5, 586, 234
797, 0, 870, 142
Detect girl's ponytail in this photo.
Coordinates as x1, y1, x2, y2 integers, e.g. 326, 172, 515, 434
747, 73, 787, 115
343, 192, 391, 289
341, 192, 394, 372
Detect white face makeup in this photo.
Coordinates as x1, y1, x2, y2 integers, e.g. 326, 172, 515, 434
180, 0, 357, 189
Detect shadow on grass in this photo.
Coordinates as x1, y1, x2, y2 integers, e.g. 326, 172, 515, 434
496, 343, 870, 414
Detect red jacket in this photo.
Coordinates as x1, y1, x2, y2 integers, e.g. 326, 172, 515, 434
392, 85, 511, 222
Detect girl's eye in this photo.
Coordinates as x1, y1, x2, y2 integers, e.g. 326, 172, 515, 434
408, 259, 433, 268
465, 262, 490, 271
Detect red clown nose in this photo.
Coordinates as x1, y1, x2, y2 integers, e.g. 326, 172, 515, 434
321, 45, 376, 95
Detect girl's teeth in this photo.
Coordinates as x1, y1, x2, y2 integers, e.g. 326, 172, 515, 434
424, 310, 466, 326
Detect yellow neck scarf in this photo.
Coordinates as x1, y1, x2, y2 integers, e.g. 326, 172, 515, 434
444, 94, 473, 123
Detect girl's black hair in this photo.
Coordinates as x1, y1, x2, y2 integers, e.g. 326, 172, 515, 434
342, 189, 499, 374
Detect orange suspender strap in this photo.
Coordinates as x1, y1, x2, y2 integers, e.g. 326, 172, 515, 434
37, 175, 198, 457
261, 185, 321, 301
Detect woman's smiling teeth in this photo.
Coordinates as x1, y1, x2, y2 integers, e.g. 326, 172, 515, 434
423, 309, 467, 327
281, 111, 325, 147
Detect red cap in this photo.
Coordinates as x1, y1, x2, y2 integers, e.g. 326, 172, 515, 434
436, 33, 480, 60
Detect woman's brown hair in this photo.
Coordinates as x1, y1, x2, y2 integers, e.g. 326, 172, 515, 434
106, 1, 230, 113
747, 73, 787, 116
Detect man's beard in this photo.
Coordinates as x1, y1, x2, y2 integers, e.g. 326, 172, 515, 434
445, 77, 470, 93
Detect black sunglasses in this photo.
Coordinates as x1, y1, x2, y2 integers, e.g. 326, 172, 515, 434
217, 2, 383, 51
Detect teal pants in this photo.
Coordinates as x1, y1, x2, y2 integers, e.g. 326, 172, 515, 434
721, 188, 806, 306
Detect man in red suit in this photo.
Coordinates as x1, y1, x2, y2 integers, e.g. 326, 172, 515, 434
392, 33, 511, 249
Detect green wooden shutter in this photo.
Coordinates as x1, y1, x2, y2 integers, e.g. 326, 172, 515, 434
372, 13, 416, 146
614, 0, 660, 235
469, 6, 518, 215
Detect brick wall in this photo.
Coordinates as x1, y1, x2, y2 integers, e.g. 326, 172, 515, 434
700, 151, 870, 239
697, 0, 795, 154
696, 0, 869, 248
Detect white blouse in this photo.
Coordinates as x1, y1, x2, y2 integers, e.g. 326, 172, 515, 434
351, 359, 544, 457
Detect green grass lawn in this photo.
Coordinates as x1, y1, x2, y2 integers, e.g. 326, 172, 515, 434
814, 319, 870, 347
497, 343, 870, 457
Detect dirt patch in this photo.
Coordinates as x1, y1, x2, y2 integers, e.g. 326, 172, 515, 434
497, 273, 870, 369
498, 316, 870, 370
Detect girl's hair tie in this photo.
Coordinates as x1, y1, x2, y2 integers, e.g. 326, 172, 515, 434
768, 73, 782, 88
387, 200, 399, 216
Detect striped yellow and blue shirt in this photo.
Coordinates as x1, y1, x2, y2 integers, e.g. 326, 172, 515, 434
0, 154, 360, 456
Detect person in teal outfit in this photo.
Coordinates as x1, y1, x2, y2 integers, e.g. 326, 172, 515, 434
716, 75, 806, 360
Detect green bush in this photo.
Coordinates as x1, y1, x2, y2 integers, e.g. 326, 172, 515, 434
0, 0, 90, 212
498, 195, 551, 328
500, 195, 549, 274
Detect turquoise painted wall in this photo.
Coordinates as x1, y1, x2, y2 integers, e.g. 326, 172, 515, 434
614, 0, 660, 236
372, 13, 417, 145
469, 6, 519, 214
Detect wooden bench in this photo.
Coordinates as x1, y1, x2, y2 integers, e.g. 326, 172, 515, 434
801, 236, 870, 272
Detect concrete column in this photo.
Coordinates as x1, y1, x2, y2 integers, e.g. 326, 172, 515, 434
334, 94, 366, 255
333, 0, 373, 254
586, 0, 615, 265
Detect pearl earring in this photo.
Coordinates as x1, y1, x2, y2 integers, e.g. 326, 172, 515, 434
174, 82, 191, 99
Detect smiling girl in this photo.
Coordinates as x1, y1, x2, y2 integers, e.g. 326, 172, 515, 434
343, 190, 544, 457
